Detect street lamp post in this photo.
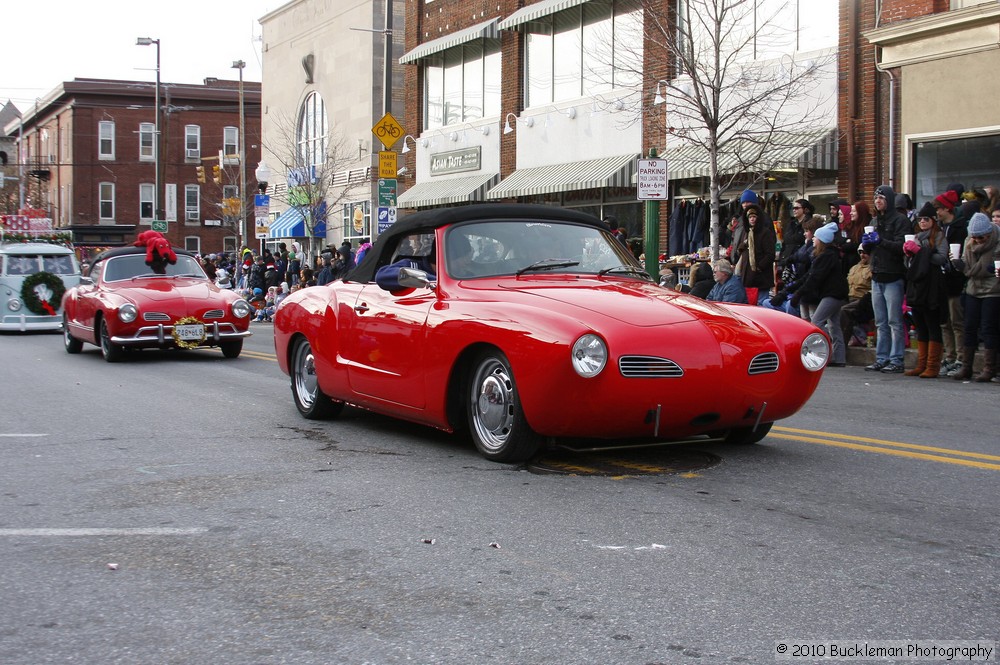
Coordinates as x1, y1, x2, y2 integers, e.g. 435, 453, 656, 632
136, 37, 162, 223
232, 60, 246, 252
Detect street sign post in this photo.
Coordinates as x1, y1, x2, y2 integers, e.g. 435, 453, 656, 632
636, 158, 668, 200
372, 113, 404, 150
377, 206, 397, 234
378, 151, 398, 179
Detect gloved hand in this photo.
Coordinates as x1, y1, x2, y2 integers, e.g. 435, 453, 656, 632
861, 231, 881, 246
903, 239, 920, 256
770, 290, 787, 307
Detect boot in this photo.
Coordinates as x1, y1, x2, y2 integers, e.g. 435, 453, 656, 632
904, 341, 928, 376
974, 348, 996, 383
952, 347, 975, 381
919, 341, 942, 378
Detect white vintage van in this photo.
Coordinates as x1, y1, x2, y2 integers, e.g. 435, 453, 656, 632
0, 242, 81, 331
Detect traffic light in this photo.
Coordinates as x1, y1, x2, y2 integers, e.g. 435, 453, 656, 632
196, 165, 206, 184
212, 164, 222, 185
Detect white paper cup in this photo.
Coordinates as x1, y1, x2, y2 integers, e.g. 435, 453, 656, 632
950, 243, 961, 259
995, 259, 1000, 272
904, 234, 915, 242
864, 226, 874, 234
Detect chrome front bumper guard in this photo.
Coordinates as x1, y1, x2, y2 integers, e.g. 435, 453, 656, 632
111, 321, 252, 346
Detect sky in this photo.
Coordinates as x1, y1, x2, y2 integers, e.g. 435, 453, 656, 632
0, 0, 279, 112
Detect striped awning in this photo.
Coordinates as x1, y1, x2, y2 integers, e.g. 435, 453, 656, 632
498, 0, 590, 30
267, 207, 306, 238
399, 19, 500, 64
663, 127, 838, 181
486, 154, 638, 199
396, 173, 500, 209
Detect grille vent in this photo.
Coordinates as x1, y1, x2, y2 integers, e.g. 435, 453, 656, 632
619, 355, 684, 378
748, 352, 780, 375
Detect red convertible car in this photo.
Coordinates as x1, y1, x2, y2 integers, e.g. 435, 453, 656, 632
62, 245, 252, 362
274, 204, 829, 463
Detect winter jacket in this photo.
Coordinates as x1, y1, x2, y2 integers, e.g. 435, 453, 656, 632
904, 228, 949, 312
866, 185, 910, 282
707, 274, 749, 304
729, 211, 777, 290
792, 245, 848, 306
956, 226, 1000, 298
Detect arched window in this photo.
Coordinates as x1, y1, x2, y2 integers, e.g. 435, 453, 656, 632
297, 91, 328, 169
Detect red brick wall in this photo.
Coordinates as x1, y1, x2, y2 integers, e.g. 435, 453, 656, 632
840, 0, 942, 204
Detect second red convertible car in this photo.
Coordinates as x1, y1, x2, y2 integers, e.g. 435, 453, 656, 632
62, 244, 252, 362
274, 204, 830, 463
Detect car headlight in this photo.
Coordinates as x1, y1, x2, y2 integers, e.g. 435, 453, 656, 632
801, 332, 830, 371
8, 297, 22, 312
118, 304, 138, 323
232, 299, 252, 319
571, 334, 608, 377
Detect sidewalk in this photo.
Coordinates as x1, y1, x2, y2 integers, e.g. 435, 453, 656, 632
845, 345, 987, 374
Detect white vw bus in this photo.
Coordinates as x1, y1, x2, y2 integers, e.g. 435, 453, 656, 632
0, 242, 81, 331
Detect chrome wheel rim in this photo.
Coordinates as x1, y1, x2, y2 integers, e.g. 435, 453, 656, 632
293, 341, 319, 409
100, 320, 112, 356
471, 358, 515, 452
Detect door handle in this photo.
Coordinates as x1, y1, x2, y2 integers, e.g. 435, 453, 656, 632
354, 303, 369, 314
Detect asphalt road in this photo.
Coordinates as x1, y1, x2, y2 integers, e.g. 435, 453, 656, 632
1, 325, 997, 664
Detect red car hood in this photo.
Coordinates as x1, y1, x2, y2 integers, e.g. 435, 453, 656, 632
111, 278, 225, 306
493, 277, 746, 328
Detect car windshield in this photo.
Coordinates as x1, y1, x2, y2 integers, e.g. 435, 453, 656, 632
443, 220, 642, 279
103, 254, 207, 282
4, 254, 78, 276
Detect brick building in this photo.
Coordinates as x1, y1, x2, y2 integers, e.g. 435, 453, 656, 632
395, 0, 840, 257
851, 0, 1000, 207
4, 78, 261, 261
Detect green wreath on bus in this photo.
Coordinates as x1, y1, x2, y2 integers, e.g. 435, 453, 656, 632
21, 271, 66, 316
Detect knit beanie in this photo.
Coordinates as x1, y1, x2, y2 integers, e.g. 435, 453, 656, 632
916, 201, 937, 220
968, 212, 992, 237
934, 190, 960, 212
740, 189, 758, 205
815, 222, 837, 245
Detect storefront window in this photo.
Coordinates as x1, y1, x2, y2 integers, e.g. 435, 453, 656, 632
912, 133, 1000, 207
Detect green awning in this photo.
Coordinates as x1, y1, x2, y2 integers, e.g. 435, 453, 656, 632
498, 0, 590, 30
399, 19, 499, 64
486, 154, 638, 199
397, 173, 500, 209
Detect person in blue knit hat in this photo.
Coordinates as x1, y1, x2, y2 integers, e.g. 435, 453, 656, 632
949, 212, 1000, 381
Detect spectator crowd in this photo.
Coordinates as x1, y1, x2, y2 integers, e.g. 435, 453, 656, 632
666, 184, 1000, 382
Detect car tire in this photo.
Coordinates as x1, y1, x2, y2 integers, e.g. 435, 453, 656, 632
290, 337, 343, 419
725, 422, 773, 445
99, 317, 124, 363
467, 350, 542, 463
63, 314, 83, 354
220, 340, 243, 359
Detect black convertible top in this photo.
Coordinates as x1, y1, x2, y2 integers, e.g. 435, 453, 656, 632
349, 203, 606, 283
90, 245, 195, 262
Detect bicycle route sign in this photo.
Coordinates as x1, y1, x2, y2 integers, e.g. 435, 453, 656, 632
372, 113, 404, 150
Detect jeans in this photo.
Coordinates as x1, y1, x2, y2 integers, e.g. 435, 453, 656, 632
758, 295, 799, 316
872, 278, 905, 364
962, 295, 1000, 350
811, 297, 846, 364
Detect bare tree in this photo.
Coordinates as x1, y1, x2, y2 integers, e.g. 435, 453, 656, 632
628, 0, 834, 259
259, 112, 369, 263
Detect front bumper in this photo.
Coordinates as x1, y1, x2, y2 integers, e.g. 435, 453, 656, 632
0, 314, 62, 332
111, 321, 251, 347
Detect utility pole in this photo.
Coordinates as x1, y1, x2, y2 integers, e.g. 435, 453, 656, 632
232, 60, 247, 252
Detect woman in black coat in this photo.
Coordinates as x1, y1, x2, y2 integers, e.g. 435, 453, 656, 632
791, 223, 849, 366
729, 204, 776, 300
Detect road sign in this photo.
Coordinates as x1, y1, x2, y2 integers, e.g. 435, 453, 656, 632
151, 220, 167, 232
254, 194, 270, 239
378, 151, 398, 179
636, 158, 668, 200
378, 179, 397, 207
372, 113, 404, 150
377, 206, 397, 234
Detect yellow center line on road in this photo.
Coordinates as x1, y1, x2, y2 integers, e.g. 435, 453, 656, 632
772, 426, 1000, 471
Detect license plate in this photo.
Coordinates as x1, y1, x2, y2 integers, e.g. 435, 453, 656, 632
174, 323, 205, 341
